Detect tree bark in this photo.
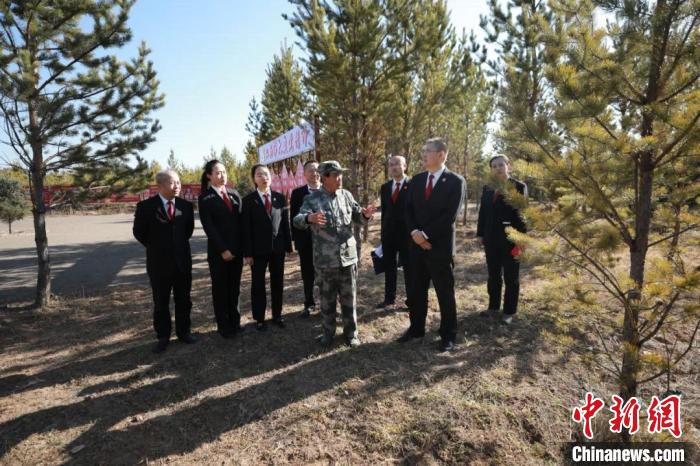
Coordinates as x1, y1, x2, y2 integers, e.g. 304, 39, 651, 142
30, 144, 51, 308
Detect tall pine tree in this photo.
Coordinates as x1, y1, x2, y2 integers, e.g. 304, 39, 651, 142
0, 1, 163, 307
507, 1, 700, 439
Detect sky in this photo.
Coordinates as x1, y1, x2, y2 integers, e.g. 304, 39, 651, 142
119, 0, 491, 168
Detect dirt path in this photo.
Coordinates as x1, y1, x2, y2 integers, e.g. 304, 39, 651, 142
0, 213, 210, 304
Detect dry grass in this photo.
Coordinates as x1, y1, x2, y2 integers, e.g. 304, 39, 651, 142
1, 222, 698, 465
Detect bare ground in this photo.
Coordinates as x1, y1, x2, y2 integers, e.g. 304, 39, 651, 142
1, 222, 698, 465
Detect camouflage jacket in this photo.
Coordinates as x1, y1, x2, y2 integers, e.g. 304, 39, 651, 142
292, 187, 368, 269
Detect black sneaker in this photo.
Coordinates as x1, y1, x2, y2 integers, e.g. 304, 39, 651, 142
178, 334, 198, 344
272, 317, 286, 328
440, 339, 456, 352
479, 309, 500, 318
317, 334, 333, 347
397, 329, 423, 343
152, 339, 169, 353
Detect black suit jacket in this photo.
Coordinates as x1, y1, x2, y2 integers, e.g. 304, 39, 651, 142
380, 177, 411, 246
133, 195, 194, 274
242, 190, 293, 256
405, 169, 465, 257
476, 178, 527, 247
198, 186, 244, 259
290, 185, 314, 250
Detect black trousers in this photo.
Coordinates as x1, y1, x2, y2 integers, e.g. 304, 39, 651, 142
297, 245, 315, 308
149, 266, 192, 340
408, 245, 457, 341
485, 242, 520, 315
250, 252, 285, 322
383, 237, 411, 304
208, 255, 243, 335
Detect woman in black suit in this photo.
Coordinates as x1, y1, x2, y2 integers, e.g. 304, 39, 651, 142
242, 164, 292, 331
198, 160, 244, 338
476, 154, 528, 325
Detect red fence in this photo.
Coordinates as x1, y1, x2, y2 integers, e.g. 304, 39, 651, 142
41, 184, 203, 205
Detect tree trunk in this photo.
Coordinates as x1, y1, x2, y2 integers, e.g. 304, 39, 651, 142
619, 156, 654, 442
30, 161, 51, 308
29, 97, 51, 308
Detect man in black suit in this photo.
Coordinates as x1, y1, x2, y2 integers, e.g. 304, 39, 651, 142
398, 138, 465, 352
377, 155, 412, 310
290, 160, 320, 317
476, 155, 528, 325
133, 170, 197, 353
243, 164, 293, 330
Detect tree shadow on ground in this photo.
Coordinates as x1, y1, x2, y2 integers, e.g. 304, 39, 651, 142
0, 292, 574, 464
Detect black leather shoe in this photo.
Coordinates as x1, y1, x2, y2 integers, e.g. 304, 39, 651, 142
376, 300, 394, 309
221, 331, 236, 339
440, 339, 456, 352
272, 317, 285, 328
317, 334, 333, 347
178, 334, 198, 344
152, 339, 169, 353
397, 330, 423, 343
256, 322, 267, 332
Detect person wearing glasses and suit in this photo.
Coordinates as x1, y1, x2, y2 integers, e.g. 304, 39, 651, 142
398, 138, 465, 352
242, 164, 293, 331
133, 170, 197, 353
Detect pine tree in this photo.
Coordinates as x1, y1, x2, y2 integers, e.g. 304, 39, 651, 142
445, 31, 494, 223
0, 1, 164, 307
0, 176, 26, 233
507, 1, 700, 440
286, 0, 445, 247
480, 0, 552, 164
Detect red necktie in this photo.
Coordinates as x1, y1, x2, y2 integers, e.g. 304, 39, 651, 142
425, 174, 434, 200
391, 182, 400, 204
492, 190, 500, 204
221, 188, 233, 212
263, 193, 272, 215
167, 200, 174, 220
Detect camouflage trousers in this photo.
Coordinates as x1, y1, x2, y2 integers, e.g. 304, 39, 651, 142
318, 264, 358, 339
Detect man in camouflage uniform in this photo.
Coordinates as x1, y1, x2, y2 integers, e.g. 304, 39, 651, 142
293, 160, 376, 348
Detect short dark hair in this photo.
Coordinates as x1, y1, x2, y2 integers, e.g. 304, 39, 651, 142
303, 160, 318, 169
250, 163, 268, 182
426, 137, 448, 154
488, 155, 510, 167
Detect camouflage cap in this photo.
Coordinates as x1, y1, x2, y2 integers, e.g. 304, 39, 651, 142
318, 160, 347, 176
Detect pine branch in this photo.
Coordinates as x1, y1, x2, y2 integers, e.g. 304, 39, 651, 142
637, 317, 700, 385
639, 292, 680, 345
647, 224, 699, 248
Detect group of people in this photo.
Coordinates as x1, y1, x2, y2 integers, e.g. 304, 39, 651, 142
133, 137, 527, 354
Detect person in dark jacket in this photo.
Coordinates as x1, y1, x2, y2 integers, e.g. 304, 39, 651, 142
133, 170, 197, 353
476, 154, 528, 325
242, 164, 293, 330
289, 160, 321, 317
198, 160, 244, 338
397, 138, 465, 352
377, 155, 412, 310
